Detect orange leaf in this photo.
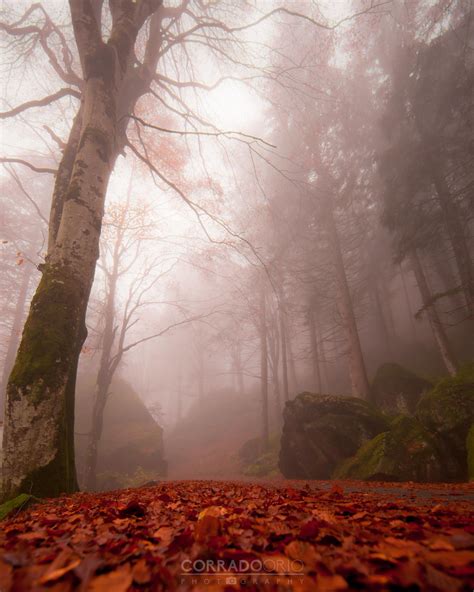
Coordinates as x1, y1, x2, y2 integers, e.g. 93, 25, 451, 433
89, 564, 132, 592
132, 559, 151, 585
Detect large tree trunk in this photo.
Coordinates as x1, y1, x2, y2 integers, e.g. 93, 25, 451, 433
1, 0, 162, 500
324, 198, 370, 400
411, 249, 458, 376
0, 263, 32, 418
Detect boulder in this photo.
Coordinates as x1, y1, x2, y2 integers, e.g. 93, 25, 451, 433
240, 434, 281, 478
416, 373, 474, 480
279, 393, 387, 479
371, 363, 432, 414
334, 415, 444, 482
75, 375, 167, 489
239, 437, 264, 466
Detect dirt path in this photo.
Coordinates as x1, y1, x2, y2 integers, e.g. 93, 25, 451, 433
1, 480, 473, 591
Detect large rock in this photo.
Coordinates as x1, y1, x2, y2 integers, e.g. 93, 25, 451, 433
416, 373, 474, 480
371, 363, 432, 414
75, 375, 167, 489
279, 393, 387, 479
334, 415, 444, 482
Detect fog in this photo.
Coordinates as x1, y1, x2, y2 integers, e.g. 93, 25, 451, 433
1, 0, 473, 495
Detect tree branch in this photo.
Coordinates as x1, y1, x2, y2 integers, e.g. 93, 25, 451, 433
0, 88, 81, 120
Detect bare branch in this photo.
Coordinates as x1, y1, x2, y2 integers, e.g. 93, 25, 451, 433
124, 113, 276, 148
0, 158, 57, 174
0, 88, 80, 120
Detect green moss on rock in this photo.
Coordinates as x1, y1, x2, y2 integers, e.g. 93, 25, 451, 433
0, 494, 39, 520
371, 363, 432, 414
279, 393, 388, 479
416, 369, 474, 480
334, 416, 444, 482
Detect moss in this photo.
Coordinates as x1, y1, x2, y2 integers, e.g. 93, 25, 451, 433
334, 433, 390, 480
334, 416, 444, 482
467, 424, 474, 482
8, 264, 84, 404
0, 494, 39, 520
416, 369, 474, 441
243, 451, 280, 478
279, 393, 388, 479
241, 433, 281, 478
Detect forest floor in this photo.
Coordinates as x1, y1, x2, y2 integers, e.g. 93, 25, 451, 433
0, 479, 473, 591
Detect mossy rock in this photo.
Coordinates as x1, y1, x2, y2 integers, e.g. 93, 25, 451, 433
243, 450, 280, 478
0, 493, 39, 520
239, 437, 265, 465
279, 393, 388, 479
241, 434, 281, 478
416, 371, 474, 480
334, 416, 444, 482
466, 424, 474, 482
75, 376, 166, 490
371, 363, 432, 414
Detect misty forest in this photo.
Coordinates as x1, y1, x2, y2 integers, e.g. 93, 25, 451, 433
0, 0, 473, 590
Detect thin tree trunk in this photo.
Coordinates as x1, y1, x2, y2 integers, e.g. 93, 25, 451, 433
308, 306, 322, 393
0, 263, 32, 417
372, 279, 393, 359
399, 263, 418, 342
320, 336, 330, 393
278, 299, 290, 402
84, 233, 121, 491
411, 249, 458, 376
430, 167, 474, 318
324, 198, 371, 400
234, 346, 245, 397
259, 279, 269, 450
286, 334, 299, 395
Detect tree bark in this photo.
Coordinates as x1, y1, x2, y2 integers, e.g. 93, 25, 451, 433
411, 249, 458, 376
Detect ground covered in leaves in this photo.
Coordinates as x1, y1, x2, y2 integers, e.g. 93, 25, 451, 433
1, 480, 473, 591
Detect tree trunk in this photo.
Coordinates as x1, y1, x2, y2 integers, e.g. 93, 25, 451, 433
308, 306, 322, 393
324, 198, 371, 400
372, 279, 393, 359
399, 263, 418, 342
430, 167, 474, 318
411, 249, 458, 376
2, 58, 117, 502
259, 279, 269, 450
1, 1, 163, 500
278, 300, 290, 402
0, 263, 32, 418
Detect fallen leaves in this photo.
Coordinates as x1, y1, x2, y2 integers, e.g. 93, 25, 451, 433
0, 479, 473, 591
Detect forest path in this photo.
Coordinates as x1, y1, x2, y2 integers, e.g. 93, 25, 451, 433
1, 479, 473, 591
